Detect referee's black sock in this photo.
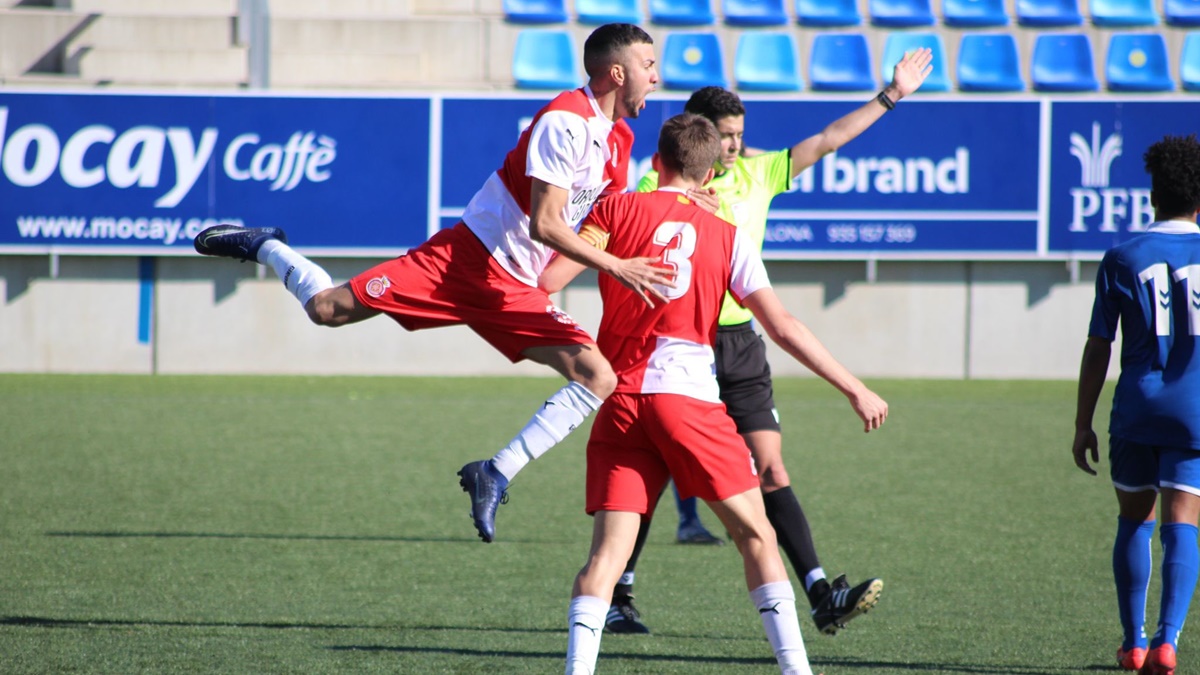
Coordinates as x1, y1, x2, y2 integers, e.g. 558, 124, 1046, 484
615, 517, 653, 601
763, 485, 827, 609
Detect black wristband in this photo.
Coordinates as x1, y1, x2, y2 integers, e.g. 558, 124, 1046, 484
876, 90, 896, 111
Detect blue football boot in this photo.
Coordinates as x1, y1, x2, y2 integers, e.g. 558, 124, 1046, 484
458, 460, 509, 543
194, 224, 287, 262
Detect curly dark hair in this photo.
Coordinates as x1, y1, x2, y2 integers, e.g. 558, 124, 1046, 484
583, 23, 653, 78
1143, 134, 1200, 218
683, 86, 745, 125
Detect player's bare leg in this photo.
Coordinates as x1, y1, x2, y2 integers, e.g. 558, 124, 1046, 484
459, 344, 615, 543
304, 284, 380, 327
748, 429, 883, 634
195, 224, 348, 321
567, 511, 643, 675
708, 488, 816, 675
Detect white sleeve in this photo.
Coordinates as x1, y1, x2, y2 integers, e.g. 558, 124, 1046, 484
526, 110, 586, 190
729, 229, 771, 302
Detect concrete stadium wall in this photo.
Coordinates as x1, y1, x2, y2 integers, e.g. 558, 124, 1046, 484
0, 254, 1116, 380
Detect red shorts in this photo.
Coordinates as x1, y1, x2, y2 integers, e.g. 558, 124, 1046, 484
349, 223, 594, 362
585, 393, 760, 515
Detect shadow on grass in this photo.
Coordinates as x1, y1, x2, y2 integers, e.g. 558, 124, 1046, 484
46, 531, 479, 544
0, 616, 557, 635
327, 646, 1113, 674
329, 645, 772, 667
815, 658, 1118, 674
3, 618, 1113, 673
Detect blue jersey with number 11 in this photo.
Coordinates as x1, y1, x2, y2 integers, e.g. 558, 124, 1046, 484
1090, 220, 1200, 449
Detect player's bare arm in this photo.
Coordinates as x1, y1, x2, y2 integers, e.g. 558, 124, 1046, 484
1072, 336, 1112, 476
742, 288, 888, 432
789, 47, 934, 178
539, 254, 588, 295
528, 178, 674, 307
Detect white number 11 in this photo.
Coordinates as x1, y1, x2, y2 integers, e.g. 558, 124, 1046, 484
1138, 263, 1200, 336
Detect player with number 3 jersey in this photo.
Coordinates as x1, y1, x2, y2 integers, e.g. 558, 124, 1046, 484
548, 113, 887, 675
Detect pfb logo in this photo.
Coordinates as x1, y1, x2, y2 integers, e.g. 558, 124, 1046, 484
1068, 122, 1153, 233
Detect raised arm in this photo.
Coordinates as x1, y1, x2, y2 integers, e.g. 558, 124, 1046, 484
1072, 336, 1112, 476
788, 47, 934, 177
528, 179, 673, 307
742, 288, 888, 432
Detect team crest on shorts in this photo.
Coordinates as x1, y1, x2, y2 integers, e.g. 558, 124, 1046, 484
546, 304, 581, 329
364, 275, 391, 298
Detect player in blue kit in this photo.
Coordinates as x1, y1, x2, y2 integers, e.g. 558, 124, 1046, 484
1073, 134, 1200, 675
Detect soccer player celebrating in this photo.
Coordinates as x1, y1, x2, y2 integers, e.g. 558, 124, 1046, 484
192, 24, 667, 543
548, 113, 888, 675
1073, 133, 1200, 675
603, 49, 932, 636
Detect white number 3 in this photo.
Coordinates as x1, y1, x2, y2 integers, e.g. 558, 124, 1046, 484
652, 221, 696, 300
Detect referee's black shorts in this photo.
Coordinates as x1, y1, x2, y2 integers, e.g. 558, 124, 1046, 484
715, 321, 781, 434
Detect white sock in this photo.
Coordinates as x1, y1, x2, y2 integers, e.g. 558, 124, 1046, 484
750, 581, 812, 675
803, 568, 826, 593
490, 381, 602, 481
258, 239, 334, 307
565, 595, 608, 675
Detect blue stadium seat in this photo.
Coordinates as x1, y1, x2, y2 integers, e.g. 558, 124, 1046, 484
1091, 0, 1159, 26
1166, 0, 1200, 25
869, 0, 936, 26
650, 0, 717, 24
724, 0, 789, 24
1105, 33, 1173, 91
881, 32, 950, 91
1183, 32, 1200, 90
661, 32, 728, 89
512, 29, 581, 89
503, 0, 569, 23
944, 0, 1010, 26
1031, 33, 1099, 91
734, 32, 803, 90
809, 32, 876, 90
796, 0, 862, 25
957, 33, 1025, 91
1016, 0, 1083, 25
577, 0, 644, 23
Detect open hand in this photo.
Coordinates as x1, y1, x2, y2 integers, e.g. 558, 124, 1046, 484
610, 256, 676, 307
687, 187, 720, 214
890, 47, 934, 98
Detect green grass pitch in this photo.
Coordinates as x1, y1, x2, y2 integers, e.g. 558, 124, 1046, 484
0, 375, 1137, 673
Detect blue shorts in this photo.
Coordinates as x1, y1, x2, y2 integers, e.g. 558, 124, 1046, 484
1110, 436, 1200, 496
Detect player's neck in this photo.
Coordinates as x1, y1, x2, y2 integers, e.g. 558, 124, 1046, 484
587, 83, 620, 122
658, 177, 703, 192
1157, 210, 1200, 223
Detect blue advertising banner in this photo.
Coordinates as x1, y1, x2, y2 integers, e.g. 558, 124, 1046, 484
0, 91, 430, 254
1047, 100, 1200, 254
623, 99, 1043, 255
3, 91, 1196, 258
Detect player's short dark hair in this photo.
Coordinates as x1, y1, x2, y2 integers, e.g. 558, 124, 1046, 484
683, 86, 746, 125
1144, 134, 1200, 219
658, 113, 720, 182
583, 23, 653, 78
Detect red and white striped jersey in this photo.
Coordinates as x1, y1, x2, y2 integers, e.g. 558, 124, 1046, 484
461, 87, 634, 287
587, 188, 771, 402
